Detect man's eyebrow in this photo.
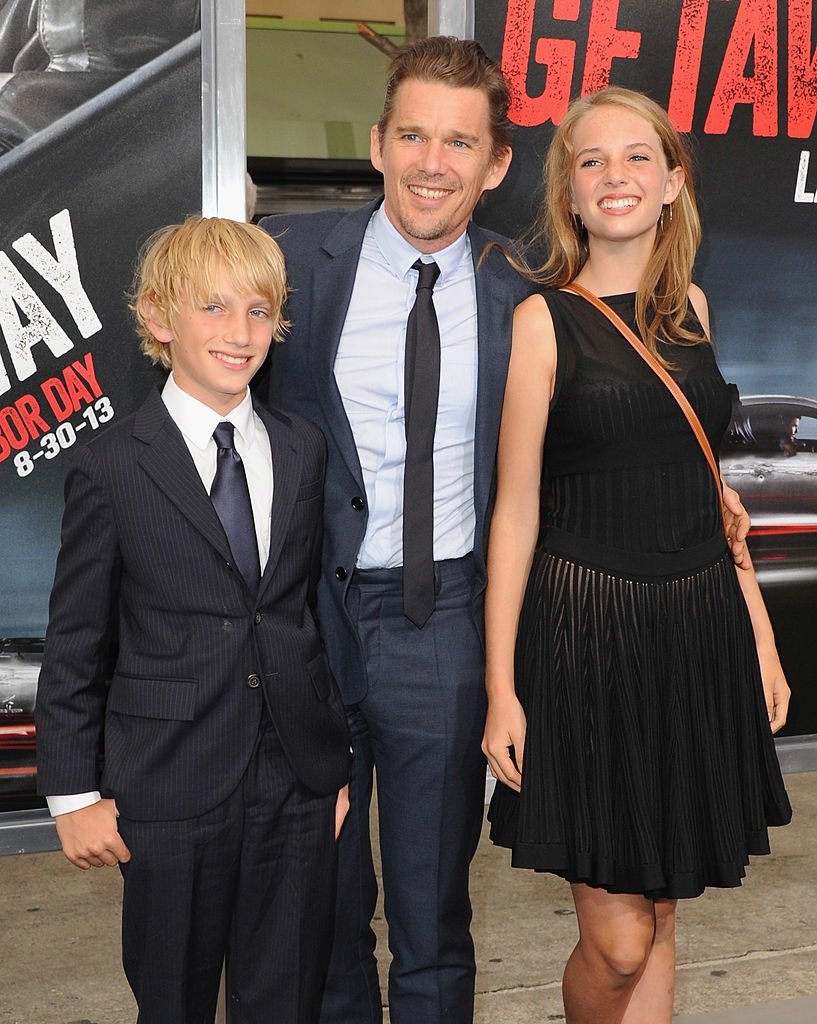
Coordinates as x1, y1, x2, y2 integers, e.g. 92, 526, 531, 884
392, 122, 481, 144
448, 130, 481, 144
392, 122, 424, 135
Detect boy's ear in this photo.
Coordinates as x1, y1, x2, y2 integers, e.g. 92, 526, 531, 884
143, 301, 173, 344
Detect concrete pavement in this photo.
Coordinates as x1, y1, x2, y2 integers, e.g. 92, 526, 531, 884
1, 771, 815, 1023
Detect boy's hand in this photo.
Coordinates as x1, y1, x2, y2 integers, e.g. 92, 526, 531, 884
334, 784, 350, 839
55, 799, 132, 869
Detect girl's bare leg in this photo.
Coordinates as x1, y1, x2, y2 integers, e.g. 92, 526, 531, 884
621, 898, 677, 1024
562, 884, 675, 1024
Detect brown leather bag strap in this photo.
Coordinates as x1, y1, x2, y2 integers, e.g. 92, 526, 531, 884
560, 282, 725, 510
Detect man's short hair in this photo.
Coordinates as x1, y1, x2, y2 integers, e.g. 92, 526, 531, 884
377, 36, 511, 160
131, 216, 289, 370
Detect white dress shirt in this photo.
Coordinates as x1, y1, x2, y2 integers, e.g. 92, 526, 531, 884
47, 375, 273, 818
161, 375, 273, 569
334, 205, 479, 569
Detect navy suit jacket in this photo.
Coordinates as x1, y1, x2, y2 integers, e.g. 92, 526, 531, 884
36, 387, 351, 820
258, 200, 533, 704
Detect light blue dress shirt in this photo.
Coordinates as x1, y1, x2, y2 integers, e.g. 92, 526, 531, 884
334, 206, 478, 569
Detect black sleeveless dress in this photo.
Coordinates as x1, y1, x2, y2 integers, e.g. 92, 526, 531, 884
487, 289, 792, 899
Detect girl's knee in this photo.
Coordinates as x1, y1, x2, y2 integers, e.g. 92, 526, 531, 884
596, 933, 653, 981
595, 900, 677, 980
571, 886, 673, 985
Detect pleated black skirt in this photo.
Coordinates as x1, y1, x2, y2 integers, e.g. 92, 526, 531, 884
488, 531, 792, 899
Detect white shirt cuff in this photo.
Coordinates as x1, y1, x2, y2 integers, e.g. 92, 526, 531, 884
47, 792, 102, 817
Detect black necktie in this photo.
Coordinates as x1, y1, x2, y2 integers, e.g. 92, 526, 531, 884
403, 259, 441, 628
210, 421, 261, 592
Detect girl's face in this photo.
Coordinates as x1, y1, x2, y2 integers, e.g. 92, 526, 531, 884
569, 104, 683, 248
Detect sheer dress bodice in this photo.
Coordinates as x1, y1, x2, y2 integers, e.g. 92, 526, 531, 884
541, 290, 731, 562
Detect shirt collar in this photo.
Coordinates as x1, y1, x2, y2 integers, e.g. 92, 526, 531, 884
161, 373, 256, 451
371, 203, 471, 285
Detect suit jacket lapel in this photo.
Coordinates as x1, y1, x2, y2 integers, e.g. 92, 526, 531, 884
256, 402, 302, 596
308, 201, 382, 489
132, 388, 233, 564
469, 221, 513, 528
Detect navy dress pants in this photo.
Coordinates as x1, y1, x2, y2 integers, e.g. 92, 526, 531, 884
319, 554, 487, 1024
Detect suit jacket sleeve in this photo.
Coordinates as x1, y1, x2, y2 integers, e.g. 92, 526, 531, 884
36, 445, 121, 796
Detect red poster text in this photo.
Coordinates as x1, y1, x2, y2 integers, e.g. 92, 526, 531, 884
502, 0, 817, 137
0, 351, 103, 463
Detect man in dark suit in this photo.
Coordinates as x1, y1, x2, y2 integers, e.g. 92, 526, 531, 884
257, 37, 532, 1024
35, 217, 351, 1024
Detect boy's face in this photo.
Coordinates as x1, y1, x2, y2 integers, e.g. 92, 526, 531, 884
147, 263, 274, 416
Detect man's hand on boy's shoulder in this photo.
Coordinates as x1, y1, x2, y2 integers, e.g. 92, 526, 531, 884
55, 798, 132, 870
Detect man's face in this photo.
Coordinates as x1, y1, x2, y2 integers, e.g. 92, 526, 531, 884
371, 79, 511, 253
146, 263, 274, 416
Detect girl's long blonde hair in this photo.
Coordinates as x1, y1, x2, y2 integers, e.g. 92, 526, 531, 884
520, 87, 706, 363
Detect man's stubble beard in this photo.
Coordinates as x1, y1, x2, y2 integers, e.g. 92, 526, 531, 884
401, 217, 450, 241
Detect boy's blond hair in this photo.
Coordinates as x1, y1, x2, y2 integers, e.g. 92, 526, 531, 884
131, 216, 289, 370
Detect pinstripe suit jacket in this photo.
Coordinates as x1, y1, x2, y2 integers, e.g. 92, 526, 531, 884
36, 387, 350, 821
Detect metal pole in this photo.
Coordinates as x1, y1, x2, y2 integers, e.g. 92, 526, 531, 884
428, 0, 475, 38
201, 0, 247, 218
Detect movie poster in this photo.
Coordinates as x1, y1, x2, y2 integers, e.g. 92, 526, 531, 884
0, 2, 202, 803
475, 0, 817, 737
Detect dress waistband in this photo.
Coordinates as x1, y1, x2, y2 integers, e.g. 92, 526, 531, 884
539, 528, 729, 582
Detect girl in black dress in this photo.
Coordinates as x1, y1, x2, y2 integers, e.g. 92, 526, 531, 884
482, 87, 792, 1024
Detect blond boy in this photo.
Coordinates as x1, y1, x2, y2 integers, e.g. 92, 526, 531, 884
36, 217, 350, 1024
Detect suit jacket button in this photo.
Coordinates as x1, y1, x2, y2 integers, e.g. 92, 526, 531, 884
350, 495, 365, 511
246, 674, 261, 689
254, 612, 262, 624
335, 566, 347, 581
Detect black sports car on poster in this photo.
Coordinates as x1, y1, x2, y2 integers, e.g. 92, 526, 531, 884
721, 395, 817, 738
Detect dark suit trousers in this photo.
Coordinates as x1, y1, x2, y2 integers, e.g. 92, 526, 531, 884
319, 555, 487, 1024
117, 710, 337, 1024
